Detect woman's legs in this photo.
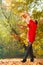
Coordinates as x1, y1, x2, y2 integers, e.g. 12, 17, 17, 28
29, 43, 34, 62
22, 42, 34, 62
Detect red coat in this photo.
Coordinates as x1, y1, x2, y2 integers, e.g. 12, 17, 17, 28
27, 19, 37, 43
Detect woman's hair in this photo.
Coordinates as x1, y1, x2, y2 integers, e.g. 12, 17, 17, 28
35, 20, 38, 24
21, 11, 30, 18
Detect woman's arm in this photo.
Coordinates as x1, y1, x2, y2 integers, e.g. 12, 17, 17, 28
25, 16, 30, 24
17, 24, 27, 29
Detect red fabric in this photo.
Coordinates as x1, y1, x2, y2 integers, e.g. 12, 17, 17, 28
27, 19, 37, 43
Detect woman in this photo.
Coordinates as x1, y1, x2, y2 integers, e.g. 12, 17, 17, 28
21, 11, 38, 62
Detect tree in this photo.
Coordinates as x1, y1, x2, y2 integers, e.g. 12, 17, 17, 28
0, 0, 43, 58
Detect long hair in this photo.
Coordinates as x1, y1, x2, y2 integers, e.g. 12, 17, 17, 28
35, 20, 38, 24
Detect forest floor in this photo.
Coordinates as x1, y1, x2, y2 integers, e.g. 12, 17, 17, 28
0, 58, 43, 65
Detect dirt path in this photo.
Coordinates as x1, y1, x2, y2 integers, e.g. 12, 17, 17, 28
0, 59, 43, 65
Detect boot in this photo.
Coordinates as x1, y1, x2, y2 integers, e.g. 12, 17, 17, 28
21, 59, 26, 62
30, 58, 34, 62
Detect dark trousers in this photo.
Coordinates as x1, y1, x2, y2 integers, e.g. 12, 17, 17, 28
23, 42, 34, 60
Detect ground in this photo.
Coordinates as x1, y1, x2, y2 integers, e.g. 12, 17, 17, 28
0, 59, 43, 65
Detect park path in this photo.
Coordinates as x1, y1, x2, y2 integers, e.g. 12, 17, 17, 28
0, 58, 43, 65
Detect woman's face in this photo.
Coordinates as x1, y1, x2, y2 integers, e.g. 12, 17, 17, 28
21, 12, 30, 22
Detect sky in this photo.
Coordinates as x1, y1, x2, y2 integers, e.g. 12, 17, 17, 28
28, 0, 43, 15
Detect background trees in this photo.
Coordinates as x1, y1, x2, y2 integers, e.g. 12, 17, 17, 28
0, 0, 43, 58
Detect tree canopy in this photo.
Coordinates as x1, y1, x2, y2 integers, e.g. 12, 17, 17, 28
0, 0, 43, 58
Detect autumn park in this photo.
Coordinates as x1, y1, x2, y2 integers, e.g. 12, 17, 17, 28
0, 0, 43, 65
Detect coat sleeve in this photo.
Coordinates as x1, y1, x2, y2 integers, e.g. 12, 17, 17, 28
27, 19, 33, 28
27, 24, 30, 28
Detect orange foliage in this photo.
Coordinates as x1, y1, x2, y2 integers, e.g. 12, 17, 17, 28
11, 34, 20, 40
